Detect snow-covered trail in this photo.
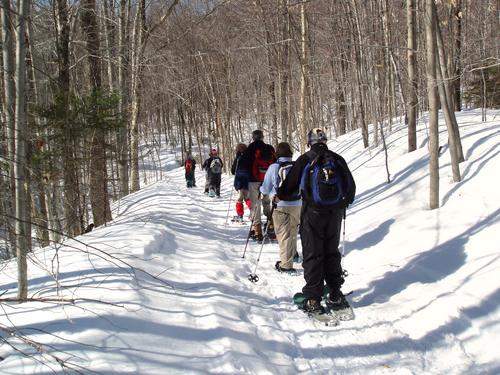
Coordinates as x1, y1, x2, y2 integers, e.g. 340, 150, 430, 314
1, 109, 498, 374
95, 166, 434, 375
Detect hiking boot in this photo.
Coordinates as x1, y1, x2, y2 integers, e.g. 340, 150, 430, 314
232, 215, 244, 223
303, 298, 325, 314
293, 252, 301, 263
275, 261, 297, 275
254, 233, 263, 242
251, 223, 263, 241
324, 290, 350, 311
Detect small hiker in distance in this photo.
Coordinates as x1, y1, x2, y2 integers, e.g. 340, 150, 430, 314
202, 148, 224, 198
184, 153, 196, 188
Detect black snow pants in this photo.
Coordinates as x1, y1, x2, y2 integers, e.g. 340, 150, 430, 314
299, 204, 344, 301
209, 173, 221, 196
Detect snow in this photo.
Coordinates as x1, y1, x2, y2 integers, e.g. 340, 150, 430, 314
1, 109, 499, 374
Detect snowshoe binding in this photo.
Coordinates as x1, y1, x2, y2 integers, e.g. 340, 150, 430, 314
292, 294, 338, 326
324, 288, 355, 321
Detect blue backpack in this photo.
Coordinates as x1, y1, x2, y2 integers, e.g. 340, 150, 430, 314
300, 150, 351, 207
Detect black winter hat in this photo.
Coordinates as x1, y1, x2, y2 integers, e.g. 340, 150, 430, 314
252, 129, 264, 141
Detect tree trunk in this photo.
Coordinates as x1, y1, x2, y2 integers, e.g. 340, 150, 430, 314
27, 16, 50, 247
14, 0, 31, 301
129, 0, 180, 192
425, 0, 440, 210
55, 0, 82, 237
434, 12, 465, 163
278, 0, 290, 143
2, 0, 17, 258
349, 0, 369, 148
118, 0, 130, 197
102, 0, 117, 91
255, 0, 278, 146
129, 0, 146, 192
453, 0, 462, 111
433, 9, 462, 182
299, 1, 308, 152
82, 0, 112, 225
407, 0, 418, 152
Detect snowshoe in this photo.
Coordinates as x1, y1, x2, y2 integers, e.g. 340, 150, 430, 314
324, 289, 354, 321
231, 215, 245, 224
275, 261, 298, 276
292, 294, 338, 326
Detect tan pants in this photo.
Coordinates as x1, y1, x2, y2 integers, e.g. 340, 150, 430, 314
236, 189, 249, 203
248, 182, 271, 225
273, 205, 301, 269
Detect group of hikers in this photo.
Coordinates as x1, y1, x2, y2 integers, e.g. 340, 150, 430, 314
183, 128, 356, 315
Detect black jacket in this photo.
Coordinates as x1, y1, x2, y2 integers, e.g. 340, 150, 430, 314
277, 143, 356, 208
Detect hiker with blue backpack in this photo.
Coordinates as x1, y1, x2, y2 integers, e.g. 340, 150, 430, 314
277, 128, 356, 315
260, 142, 302, 274
202, 149, 223, 197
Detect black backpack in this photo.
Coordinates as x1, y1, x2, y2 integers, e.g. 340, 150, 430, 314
210, 158, 223, 174
277, 161, 301, 201
300, 150, 352, 207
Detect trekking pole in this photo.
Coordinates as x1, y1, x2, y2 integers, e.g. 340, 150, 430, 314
224, 186, 235, 225
248, 205, 275, 283
341, 207, 346, 257
241, 207, 257, 259
341, 206, 349, 278
225, 158, 240, 225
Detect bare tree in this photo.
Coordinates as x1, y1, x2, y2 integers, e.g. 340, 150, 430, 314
118, 0, 130, 197
407, 0, 418, 152
1, 0, 16, 259
81, 0, 112, 226
129, 0, 181, 193
13, 0, 32, 300
425, 0, 440, 210
298, 0, 308, 152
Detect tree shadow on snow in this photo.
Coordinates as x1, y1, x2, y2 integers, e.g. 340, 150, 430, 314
346, 219, 395, 254
353, 208, 500, 307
